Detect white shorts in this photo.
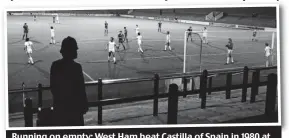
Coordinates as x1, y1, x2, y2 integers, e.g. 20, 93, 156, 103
227, 49, 233, 55
138, 41, 142, 45
265, 54, 271, 58
203, 34, 207, 38
166, 41, 170, 45
109, 49, 115, 53
51, 35, 55, 38
136, 31, 139, 35
26, 49, 32, 54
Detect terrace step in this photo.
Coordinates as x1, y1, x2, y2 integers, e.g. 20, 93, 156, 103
9, 86, 277, 127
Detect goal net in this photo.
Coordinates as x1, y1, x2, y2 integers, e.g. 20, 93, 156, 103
183, 29, 277, 73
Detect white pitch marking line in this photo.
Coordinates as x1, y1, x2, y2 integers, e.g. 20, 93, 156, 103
82, 71, 95, 81
85, 51, 261, 63
77, 36, 271, 43
83, 64, 270, 84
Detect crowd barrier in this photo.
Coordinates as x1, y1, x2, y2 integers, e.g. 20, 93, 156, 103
8, 66, 278, 126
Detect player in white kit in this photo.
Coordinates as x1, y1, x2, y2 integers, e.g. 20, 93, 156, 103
264, 43, 272, 67
50, 26, 56, 44
104, 21, 108, 36
164, 31, 172, 51
55, 14, 60, 24
202, 27, 208, 44
136, 32, 144, 53
106, 37, 117, 64
24, 38, 34, 65
135, 25, 140, 36
225, 38, 234, 65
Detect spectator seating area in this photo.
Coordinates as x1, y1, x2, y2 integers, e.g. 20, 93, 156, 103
131, 7, 276, 27
15, 8, 276, 27
23, 10, 129, 15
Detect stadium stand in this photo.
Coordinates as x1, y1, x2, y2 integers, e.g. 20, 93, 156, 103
130, 7, 276, 27
22, 10, 129, 15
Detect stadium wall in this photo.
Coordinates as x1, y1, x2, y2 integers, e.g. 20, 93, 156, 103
11, 12, 115, 17
8, 12, 276, 31
118, 14, 276, 31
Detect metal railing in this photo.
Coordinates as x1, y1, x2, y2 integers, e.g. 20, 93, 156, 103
9, 66, 278, 126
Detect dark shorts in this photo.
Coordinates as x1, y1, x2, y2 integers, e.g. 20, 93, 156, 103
109, 51, 115, 57
105, 27, 108, 29
24, 31, 28, 33
118, 39, 123, 43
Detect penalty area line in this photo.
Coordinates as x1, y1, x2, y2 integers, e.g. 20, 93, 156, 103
82, 71, 95, 81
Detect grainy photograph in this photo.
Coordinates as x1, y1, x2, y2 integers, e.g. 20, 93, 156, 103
7, 6, 279, 127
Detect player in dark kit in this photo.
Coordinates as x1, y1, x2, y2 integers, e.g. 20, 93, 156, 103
158, 21, 162, 32
187, 26, 193, 42
225, 38, 234, 65
104, 21, 108, 36
252, 29, 258, 41
124, 27, 128, 42
33, 15, 37, 22
22, 23, 29, 40
117, 31, 125, 50
53, 16, 56, 23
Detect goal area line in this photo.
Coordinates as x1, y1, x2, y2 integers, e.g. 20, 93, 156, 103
85, 51, 261, 63
84, 64, 271, 84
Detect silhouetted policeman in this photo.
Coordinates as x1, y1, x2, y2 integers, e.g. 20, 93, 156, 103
50, 36, 88, 126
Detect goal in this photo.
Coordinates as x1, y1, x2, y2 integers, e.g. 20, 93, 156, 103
183, 29, 277, 73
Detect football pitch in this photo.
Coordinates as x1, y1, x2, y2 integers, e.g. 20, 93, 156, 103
7, 15, 277, 113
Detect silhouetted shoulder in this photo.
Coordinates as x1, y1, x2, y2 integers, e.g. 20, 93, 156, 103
51, 59, 81, 67
50, 59, 83, 76
51, 59, 61, 65
50, 59, 61, 70
73, 61, 83, 71
74, 61, 82, 66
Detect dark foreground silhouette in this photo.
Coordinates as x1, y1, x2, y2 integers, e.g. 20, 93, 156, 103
49, 36, 88, 126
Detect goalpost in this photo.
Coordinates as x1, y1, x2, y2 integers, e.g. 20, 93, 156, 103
271, 31, 276, 66
165, 31, 203, 92
183, 29, 277, 74
168, 29, 276, 94
183, 31, 203, 73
